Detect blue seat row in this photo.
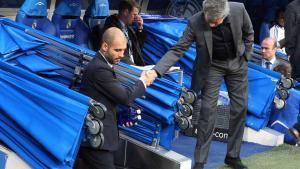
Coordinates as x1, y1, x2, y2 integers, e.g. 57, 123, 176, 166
15, 0, 109, 49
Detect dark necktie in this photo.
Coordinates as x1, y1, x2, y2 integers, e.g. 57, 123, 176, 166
111, 66, 116, 79
265, 61, 271, 70
122, 27, 134, 63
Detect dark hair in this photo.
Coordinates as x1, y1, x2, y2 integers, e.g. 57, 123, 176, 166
273, 63, 292, 78
118, 0, 140, 13
91, 24, 103, 51
275, 7, 285, 20
270, 7, 285, 27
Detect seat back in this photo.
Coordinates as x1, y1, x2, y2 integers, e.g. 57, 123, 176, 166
259, 22, 271, 43
83, 0, 109, 29
52, 0, 90, 48
15, 0, 56, 36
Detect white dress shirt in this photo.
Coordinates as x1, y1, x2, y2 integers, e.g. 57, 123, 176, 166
269, 25, 286, 54
262, 56, 277, 70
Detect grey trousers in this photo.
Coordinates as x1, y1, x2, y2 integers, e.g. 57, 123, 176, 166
194, 56, 248, 164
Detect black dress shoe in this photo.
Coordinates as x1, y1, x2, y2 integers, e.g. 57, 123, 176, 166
193, 162, 204, 169
224, 156, 248, 169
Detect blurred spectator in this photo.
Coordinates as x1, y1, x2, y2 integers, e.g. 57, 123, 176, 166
270, 8, 286, 53
273, 62, 292, 78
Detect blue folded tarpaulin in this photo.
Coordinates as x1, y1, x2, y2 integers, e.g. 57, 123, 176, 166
1, 23, 46, 51
0, 61, 90, 169
247, 63, 279, 118
17, 54, 63, 72
0, 24, 19, 55
0, 18, 183, 151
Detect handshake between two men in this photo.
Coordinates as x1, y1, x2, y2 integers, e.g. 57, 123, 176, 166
140, 70, 158, 87
120, 69, 158, 128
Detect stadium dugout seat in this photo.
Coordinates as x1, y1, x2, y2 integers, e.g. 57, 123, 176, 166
83, 0, 109, 29
52, 0, 90, 48
259, 22, 271, 44
15, 0, 56, 36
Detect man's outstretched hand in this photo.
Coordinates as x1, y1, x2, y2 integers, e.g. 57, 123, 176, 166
140, 70, 158, 86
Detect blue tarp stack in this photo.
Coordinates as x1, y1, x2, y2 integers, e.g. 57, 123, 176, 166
0, 18, 95, 168
0, 17, 192, 154
142, 17, 281, 131
115, 62, 193, 149
0, 59, 90, 168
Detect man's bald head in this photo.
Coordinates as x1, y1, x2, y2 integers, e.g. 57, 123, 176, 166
101, 27, 127, 46
100, 27, 127, 64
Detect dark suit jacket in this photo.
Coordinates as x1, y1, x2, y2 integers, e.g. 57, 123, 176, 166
285, 0, 300, 78
91, 14, 146, 66
285, 0, 300, 58
252, 56, 287, 70
154, 2, 254, 93
80, 52, 145, 151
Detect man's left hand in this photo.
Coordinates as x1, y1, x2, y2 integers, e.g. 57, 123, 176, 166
135, 15, 143, 30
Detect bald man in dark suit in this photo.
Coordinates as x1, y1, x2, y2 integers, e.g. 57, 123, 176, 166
76, 27, 153, 169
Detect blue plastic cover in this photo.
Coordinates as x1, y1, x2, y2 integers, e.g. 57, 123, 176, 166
54, 0, 81, 16
247, 63, 280, 118
0, 18, 179, 150
0, 61, 89, 169
2, 24, 46, 51
85, 0, 109, 17
269, 89, 300, 143
19, 0, 47, 16
17, 54, 63, 72
0, 24, 19, 55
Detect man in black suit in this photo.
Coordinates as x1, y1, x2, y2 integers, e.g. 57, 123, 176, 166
146, 0, 254, 168
91, 0, 146, 66
285, 0, 300, 81
76, 27, 153, 169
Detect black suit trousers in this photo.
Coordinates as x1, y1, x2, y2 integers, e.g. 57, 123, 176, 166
194, 56, 248, 164
75, 147, 116, 169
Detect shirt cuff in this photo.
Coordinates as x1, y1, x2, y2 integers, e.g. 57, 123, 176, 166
139, 77, 147, 88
